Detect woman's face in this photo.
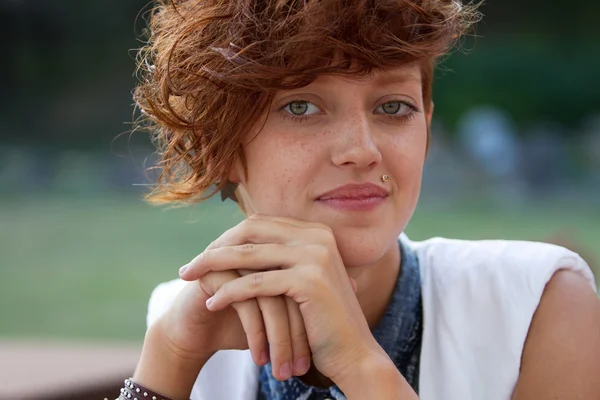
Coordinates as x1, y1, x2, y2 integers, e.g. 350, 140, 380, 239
230, 65, 431, 268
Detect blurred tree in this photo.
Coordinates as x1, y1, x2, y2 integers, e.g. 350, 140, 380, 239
1, 0, 149, 148
1, 0, 598, 148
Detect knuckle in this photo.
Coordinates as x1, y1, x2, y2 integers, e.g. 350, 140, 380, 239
249, 324, 267, 340
294, 246, 310, 263
197, 279, 215, 297
311, 226, 336, 246
198, 249, 210, 262
250, 271, 265, 288
303, 267, 326, 288
271, 336, 293, 350
317, 223, 333, 234
236, 243, 257, 253
239, 220, 257, 241
307, 244, 330, 264
198, 271, 220, 295
218, 280, 232, 297
199, 270, 240, 297
291, 329, 309, 345
248, 213, 263, 220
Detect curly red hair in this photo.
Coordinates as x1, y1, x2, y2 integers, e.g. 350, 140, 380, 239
134, 0, 481, 205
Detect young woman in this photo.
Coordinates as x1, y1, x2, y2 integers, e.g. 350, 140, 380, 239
122, 1, 599, 399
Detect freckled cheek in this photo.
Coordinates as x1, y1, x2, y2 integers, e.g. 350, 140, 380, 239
282, 149, 323, 211
384, 140, 425, 190
248, 144, 313, 214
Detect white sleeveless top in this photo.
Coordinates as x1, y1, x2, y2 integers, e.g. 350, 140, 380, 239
146, 235, 596, 400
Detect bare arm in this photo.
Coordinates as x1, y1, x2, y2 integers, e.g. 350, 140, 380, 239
513, 269, 600, 399
133, 323, 210, 400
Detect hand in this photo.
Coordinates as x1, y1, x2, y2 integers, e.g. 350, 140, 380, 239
155, 262, 313, 380
134, 270, 258, 400
235, 270, 313, 379
179, 214, 378, 384
153, 270, 260, 362
133, 264, 312, 400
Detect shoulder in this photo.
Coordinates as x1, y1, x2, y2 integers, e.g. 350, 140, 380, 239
413, 236, 598, 399
411, 236, 596, 356
512, 269, 600, 398
408, 236, 596, 296
411, 235, 589, 269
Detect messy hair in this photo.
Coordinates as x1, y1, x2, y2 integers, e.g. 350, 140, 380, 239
134, 0, 481, 204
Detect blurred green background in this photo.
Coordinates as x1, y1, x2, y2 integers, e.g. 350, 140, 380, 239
1, 1, 598, 342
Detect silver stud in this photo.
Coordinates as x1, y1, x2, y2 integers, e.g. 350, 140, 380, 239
152, 397, 157, 400
143, 393, 148, 397
136, 388, 141, 393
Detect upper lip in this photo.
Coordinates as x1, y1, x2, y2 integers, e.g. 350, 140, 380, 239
317, 182, 389, 200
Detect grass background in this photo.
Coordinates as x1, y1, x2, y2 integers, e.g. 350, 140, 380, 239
1, 195, 598, 341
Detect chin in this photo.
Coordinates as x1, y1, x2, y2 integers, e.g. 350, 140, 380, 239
333, 226, 400, 269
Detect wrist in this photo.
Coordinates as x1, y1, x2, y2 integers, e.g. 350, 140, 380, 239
333, 349, 417, 399
133, 324, 212, 400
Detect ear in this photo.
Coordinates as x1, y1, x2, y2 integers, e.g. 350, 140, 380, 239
424, 101, 434, 157
228, 157, 244, 184
426, 101, 434, 127
225, 160, 255, 215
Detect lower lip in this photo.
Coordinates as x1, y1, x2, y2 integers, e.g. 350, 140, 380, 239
317, 196, 387, 212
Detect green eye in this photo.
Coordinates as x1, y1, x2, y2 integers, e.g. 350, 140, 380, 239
288, 101, 309, 115
280, 100, 321, 121
382, 102, 402, 114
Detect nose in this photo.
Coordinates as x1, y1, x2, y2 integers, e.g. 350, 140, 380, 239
330, 113, 382, 169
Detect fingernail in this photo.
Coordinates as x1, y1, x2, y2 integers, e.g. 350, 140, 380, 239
179, 265, 189, 276
205, 297, 214, 310
260, 351, 269, 365
295, 357, 310, 375
279, 362, 292, 380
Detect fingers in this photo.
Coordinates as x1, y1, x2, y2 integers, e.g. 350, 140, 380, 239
206, 270, 298, 311
248, 214, 326, 230
257, 296, 294, 381
197, 270, 239, 296
197, 216, 331, 260
286, 297, 311, 376
199, 270, 269, 367
205, 218, 304, 252
205, 269, 309, 379
238, 269, 311, 378
231, 300, 269, 367
180, 243, 296, 281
